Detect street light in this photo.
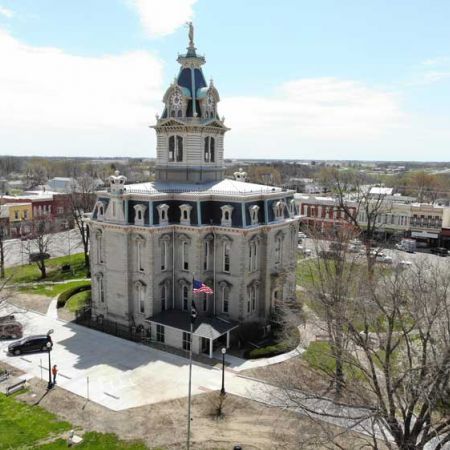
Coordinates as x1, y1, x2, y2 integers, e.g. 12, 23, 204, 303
221, 347, 226, 395
46, 329, 54, 390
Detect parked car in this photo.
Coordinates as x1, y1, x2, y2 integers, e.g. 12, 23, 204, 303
376, 253, 393, 264
297, 245, 312, 257
298, 232, 307, 240
0, 315, 16, 323
398, 260, 412, 268
0, 321, 23, 339
8, 334, 53, 356
430, 247, 448, 257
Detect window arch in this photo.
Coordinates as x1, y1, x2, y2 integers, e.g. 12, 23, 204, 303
204, 136, 215, 163
168, 135, 183, 162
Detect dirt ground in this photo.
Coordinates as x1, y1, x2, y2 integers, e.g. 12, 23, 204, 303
5, 291, 52, 315
0, 360, 373, 450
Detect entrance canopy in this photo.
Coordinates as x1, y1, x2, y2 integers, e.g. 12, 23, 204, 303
146, 310, 238, 340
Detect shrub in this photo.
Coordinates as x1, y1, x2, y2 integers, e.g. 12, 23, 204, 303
57, 283, 91, 308
246, 341, 290, 359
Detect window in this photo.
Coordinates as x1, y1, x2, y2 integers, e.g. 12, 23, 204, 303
220, 205, 233, 227
136, 282, 145, 314
57, 206, 64, 215
96, 231, 104, 264
134, 204, 147, 226
248, 240, 258, 272
247, 284, 258, 314
96, 274, 105, 304
161, 285, 166, 311
179, 204, 192, 225
249, 205, 259, 225
273, 201, 285, 220
223, 242, 230, 273
161, 239, 168, 271
168, 135, 183, 162
157, 204, 169, 225
202, 294, 208, 312
203, 240, 209, 270
275, 235, 282, 264
182, 332, 191, 351
204, 136, 215, 163
136, 238, 144, 272
222, 285, 229, 314
182, 241, 189, 271
14, 211, 19, 220
156, 324, 165, 343
182, 285, 189, 311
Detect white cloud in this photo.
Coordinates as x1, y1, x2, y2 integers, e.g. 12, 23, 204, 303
0, 29, 164, 148
0, 6, 13, 18
221, 78, 404, 148
128, 0, 197, 38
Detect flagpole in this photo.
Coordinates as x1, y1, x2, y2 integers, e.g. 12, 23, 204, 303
187, 277, 197, 450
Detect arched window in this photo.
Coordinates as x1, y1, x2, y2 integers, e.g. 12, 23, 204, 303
223, 242, 230, 273
136, 282, 145, 314
204, 137, 215, 163
96, 273, 105, 303
169, 135, 183, 162
96, 230, 104, 264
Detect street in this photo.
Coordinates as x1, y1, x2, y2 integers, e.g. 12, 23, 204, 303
3, 229, 84, 268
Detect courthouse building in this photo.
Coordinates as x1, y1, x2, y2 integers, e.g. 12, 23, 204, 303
87, 28, 299, 357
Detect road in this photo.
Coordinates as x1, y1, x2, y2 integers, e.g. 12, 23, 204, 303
3, 229, 84, 268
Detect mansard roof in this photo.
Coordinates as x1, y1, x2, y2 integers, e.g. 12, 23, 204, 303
123, 178, 286, 196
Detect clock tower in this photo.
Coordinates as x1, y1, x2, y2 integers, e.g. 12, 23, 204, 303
153, 24, 229, 183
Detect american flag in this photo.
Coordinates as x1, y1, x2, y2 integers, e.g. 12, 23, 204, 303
193, 279, 213, 294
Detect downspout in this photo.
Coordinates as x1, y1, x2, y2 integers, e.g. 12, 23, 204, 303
172, 226, 175, 309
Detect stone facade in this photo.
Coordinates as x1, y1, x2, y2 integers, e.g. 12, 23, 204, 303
87, 30, 299, 356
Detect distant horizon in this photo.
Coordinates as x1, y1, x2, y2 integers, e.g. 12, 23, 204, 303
1, 0, 450, 160
0, 154, 449, 165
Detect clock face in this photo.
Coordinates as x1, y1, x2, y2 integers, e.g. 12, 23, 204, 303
170, 92, 182, 108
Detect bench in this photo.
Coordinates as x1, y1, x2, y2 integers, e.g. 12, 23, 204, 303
6, 379, 26, 396
0, 370, 9, 383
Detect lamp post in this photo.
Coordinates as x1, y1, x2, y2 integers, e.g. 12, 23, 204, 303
46, 329, 54, 390
221, 347, 226, 395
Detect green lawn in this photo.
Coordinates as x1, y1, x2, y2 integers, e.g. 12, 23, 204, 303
0, 393, 71, 450
66, 289, 91, 312
6, 253, 89, 284
303, 341, 364, 381
19, 280, 91, 298
35, 432, 155, 450
0, 394, 156, 450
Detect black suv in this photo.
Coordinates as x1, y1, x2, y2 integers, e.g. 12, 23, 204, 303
8, 335, 53, 356
431, 247, 449, 257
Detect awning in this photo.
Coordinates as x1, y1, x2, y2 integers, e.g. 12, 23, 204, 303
146, 310, 239, 340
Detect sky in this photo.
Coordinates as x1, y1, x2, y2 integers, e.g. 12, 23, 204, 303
0, 0, 450, 161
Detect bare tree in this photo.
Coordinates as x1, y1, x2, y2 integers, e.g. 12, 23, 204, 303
271, 258, 450, 450
26, 219, 54, 279
68, 175, 97, 268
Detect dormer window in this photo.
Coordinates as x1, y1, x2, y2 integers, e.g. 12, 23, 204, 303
220, 205, 233, 227
249, 205, 260, 225
95, 201, 106, 221
289, 199, 296, 217
273, 201, 286, 221
168, 135, 183, 162
204, 137, 215, 163
179, 204, 192, 225
157, 204, 169, 225
134, 204, 147, 226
